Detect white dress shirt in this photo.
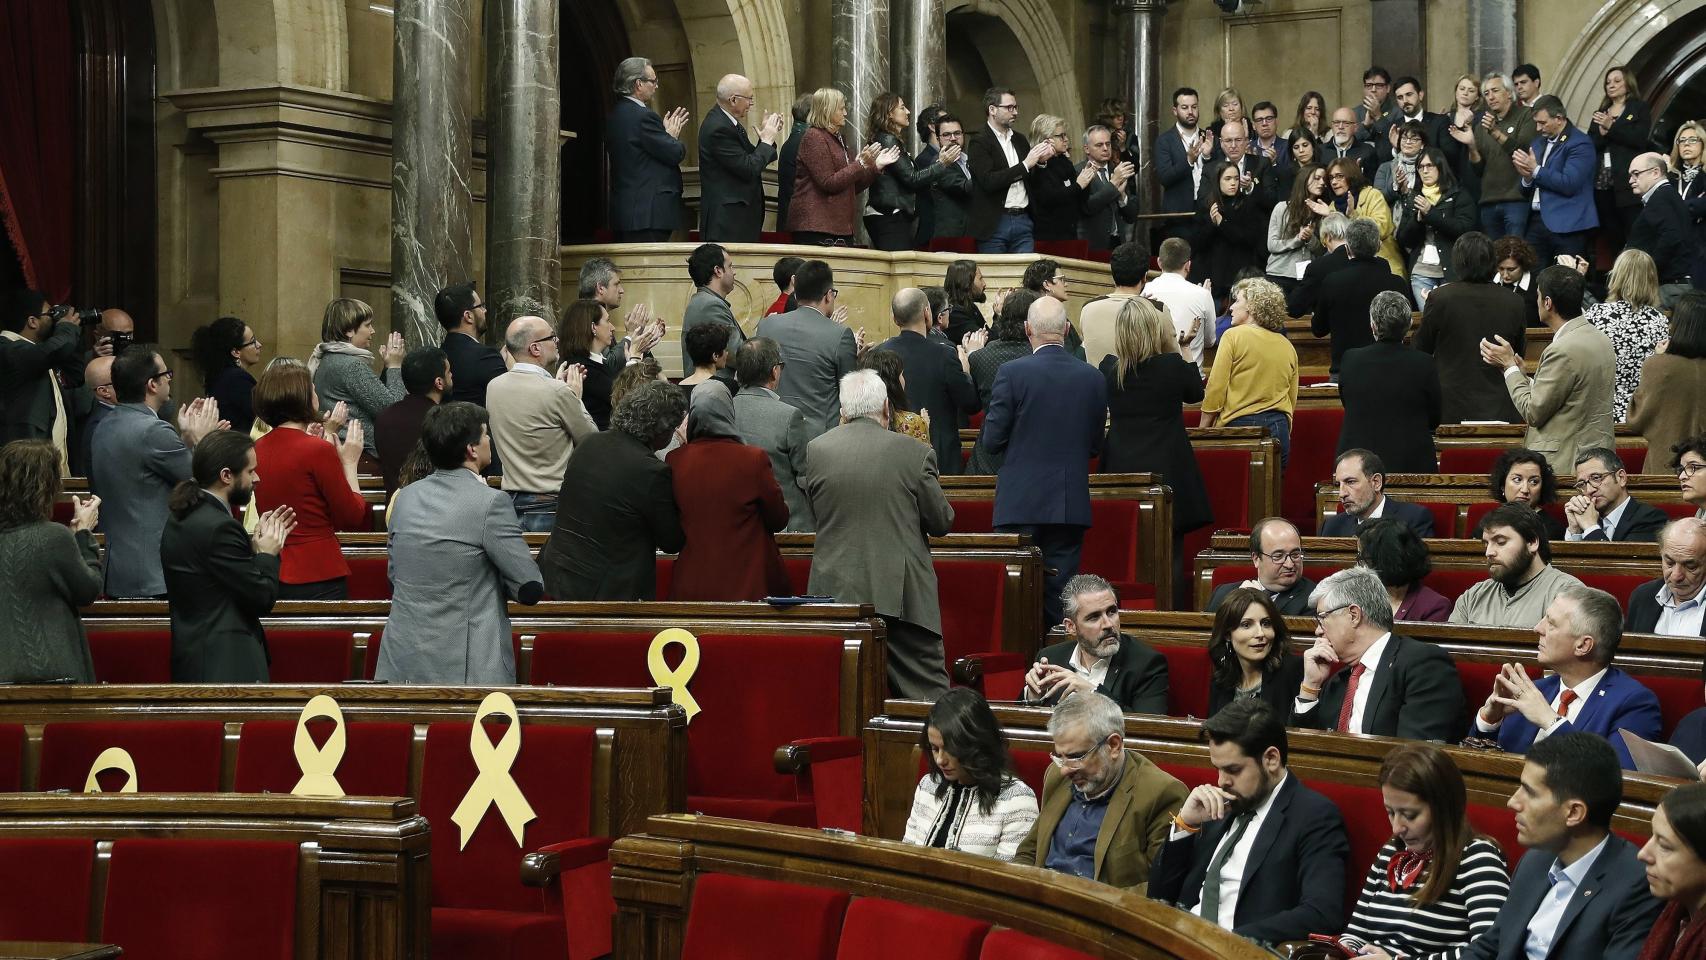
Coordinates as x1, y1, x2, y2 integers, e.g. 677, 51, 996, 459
1144, 270, 1217, 365
989, 122, 1029, 209
1524, 835, 1609, 960
1475, 668, 1606, 740
1565, 494, 1631, 541
1177, 124, 1205, 195
1655, 585, 1706, 637
1295, 633, 1389, 733
1170, 771, 1290, 930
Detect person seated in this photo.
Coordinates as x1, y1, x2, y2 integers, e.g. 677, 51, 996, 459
902, 687, 1039, 862
1206, 517, 1319, 616
1206, 587, 1306, 717
1320, 449, 1437, 537
1487, 446, 1568, 542
1012, 691, 1188, 892
1563, 447, 1669, 543
1635, 782, 1706, 958
1149, 699, 1350, 944
1627, 518, 1706, 638
1672, 661, 1706, 771
1357, 518, 1452, 622
1457, 733, 1660, 960
1342, 743, 1511, 960
1472, 585, 1662, 770
1024, 574, 1168, 715
1451, 503, 1584, 628
1295, 566, 1465, 741
1681, 436, 1706, 522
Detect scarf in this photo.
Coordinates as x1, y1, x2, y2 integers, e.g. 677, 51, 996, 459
1636, 901, 1706, 960
1386, 846, 1433, 893
306, 339, 375, 376
1333, 192, 1355, 215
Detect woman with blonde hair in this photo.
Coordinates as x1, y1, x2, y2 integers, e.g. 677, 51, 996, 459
786, 87, 898, 245
1201, 278, 1299, 464
1210, 87, 1245, 142
1583, 247, 1669, 420
309, 298, 405, 464
1025, 113, 1095, 242
1670, 121, 1706, 288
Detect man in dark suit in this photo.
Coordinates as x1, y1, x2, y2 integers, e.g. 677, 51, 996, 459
680, 243, 747, 376
1205, 518, 1319, 616
979, 296, 1108, 627
0, 290, 84, 466
1149, 699, 1350, 943
1335, 292, 1443, 475
1079, 124, 1138, 252
873, 287, 980, 474
754, 260, 856, 439
966, 86, 1055, 253
1285, 214, 1353, 317
912, 105, 943, 247
1625, 153, 1697, 294
1319, 449, 1438, 538
1625, 518, 1706, 637
606, 56, 689, 242
434, 282, 502, 407
928, 114, 975, 241
1294, 566, 1465, 740
375, 347, 449, 492
1458, 733, 1661, 960
1195, 120, 1277, 213
1155, 88, 1213, 221
1024, 574, 1168, 714
72, 355, 117, 478
1311, 218, 1415, 377
1325, 107, 1381, 182
1374, 77, 1450, 164
697, 74, 784, 243
1564, 448, 1669, 543
161, 430, 293, 682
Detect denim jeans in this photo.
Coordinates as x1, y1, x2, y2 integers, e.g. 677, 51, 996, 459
977, 212, 1035, 254
509, 492, 558, 533
1228, 410, 1292, 467
1480, 201, 1530, 240
1410, 274, 1443, 305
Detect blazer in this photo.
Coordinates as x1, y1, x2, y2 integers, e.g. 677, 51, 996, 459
1026, 154, 1088, 242
680, 287, 746, 376
1506, 316, 1616, 476
561, 351, 617, 430
1154, 126, 1206, 214
442, 331, 505, 408
161, 490, 281, 682
1028, 634, 1169, 715
207, 365, 256, 434
0, 320, 80, 445
930, 158, 975, 239
541, 430, 684, 601
606, 96, 684, 234
1311, 258, 1414, 374
787, 126, 877, 236
1149, 773, 1351, 944
1675, 707, 1706, 763
1320, 498, 1438, 538
875, 330, 980, 476
1458, 835, 1660, 960
1524, 127, 1599, 235
1206, 654, 1307, 719
868, 130, 949, 220
776, 120, 806, 230
1627, 354, 1706, 469
1013, 753, 1188, 892
754, 305, 858, 438
697, 106, 776, 242
732, 385, 814, 531
1579, 496, 1669, 543
1293, 633, 1465, 741
1490, 668, 1663, 769
1207, 576, 1319, 617
1335, 342, 1442, 473
1626, 181, 1696, 283
1100, 353, 1212, 533
980, 344, 1108, 528
90, 403, 193, 598
374, 394, 435, 492
1625, 579, 1706, 637
665, 436, 790, 601
252, 427, 370, 584
966, 124, 1035, 240
1287, 246, 1352, 318
1590, 98, 1652, 209
914, 143, 940, 243
803, 416, 954, 633
1079, 162, 1137, 250
72, 400, 113, 480
1413, 282, 1528, 423
1193, 190, 1268, 294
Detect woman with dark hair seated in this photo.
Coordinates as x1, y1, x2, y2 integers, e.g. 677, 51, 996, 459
1357, 518, 1451, 622
1342, 743, 1510, 960
1487, 447, 1567, 541
902, 687, 1038, 861
1637, 782, 1706, 958
1205, 586, 1305, 717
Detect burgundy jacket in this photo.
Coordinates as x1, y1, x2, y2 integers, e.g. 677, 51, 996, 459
665, 437, 791, 601
786, 127, 877, 236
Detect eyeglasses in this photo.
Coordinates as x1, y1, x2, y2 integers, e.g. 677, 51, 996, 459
639, 76, 659, 86
1314, 603, 1353, 625
939, 130, 964, 140
830, 287, 839, 296
149, 368, 173, 382
1628, 166, 1664, 180
1400, 134, 1424, 143
728, 94, 753, 104
1253, 115, 1277, 124
1329, 173, 1348, 181
996, 103, 1019, 111
1364, 80, 1389, 89
1679, 137, 1704, 147
1572, 471, 1615, 492
1261, 549, 1306, 565
241, 338, 262, 349
1415, 161, 1437, 169
531, 334, 560, 347
1680, 461, 1706, 479
1049, 736, 1110, 769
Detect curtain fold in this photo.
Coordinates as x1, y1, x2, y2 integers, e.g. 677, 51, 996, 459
0, 0, 76, 302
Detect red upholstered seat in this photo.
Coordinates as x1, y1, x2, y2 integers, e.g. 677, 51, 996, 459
949, 499, 996, 533
1575, 573, 1648, 608
1659, 502, 1701, 520
1420, 503, 1459, 538
39, 721, 224, 792
927, 237, 976, 254
1080, 499, 1147, 602
935, 560, 1010, 674
1467, 805, 1522, 868
1035, 239, 1090, 261
1186, 448, 1259, 579
835, 897, 991, 960
969, 410, 985, 429
103, 838, 298, 960
234, 719, 414, 796
85, 629, 172, 683
1642, 674, 1700, 739
1455, 662, 1538, 727
1155, 761, 1218, 791
1438, 447, 1507, 475
1284, 408, 1344, 533
1620, 447, 1647, 473
1421, 570, 1489, 603
0, 724, 21, 791
0, 838, 94, 941
1307, 780, 1390, 915
346, 554, 391, 600
358, 627, 389, 680
1157, 645, 1212, 719
979, 929, 1095, 960
1010, 750, 1052, 796
265, 628, 359, 682
682, 874, 850, 960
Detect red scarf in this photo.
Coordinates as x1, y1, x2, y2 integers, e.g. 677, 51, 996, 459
1386, 847, 1433, 893
1637, 902, 1706, 960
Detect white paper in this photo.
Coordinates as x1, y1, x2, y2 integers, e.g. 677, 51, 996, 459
1296, 262, 1309, 279
1421, 244, 1441, 266
1622, 729, 1701, 780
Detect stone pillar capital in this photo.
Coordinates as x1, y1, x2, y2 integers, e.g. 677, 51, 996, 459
1111, 0, 1167, 14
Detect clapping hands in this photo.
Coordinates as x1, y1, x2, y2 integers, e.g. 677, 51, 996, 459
663, 107, 691, 139
251, 506, 298, 555
69, 495, 101, 534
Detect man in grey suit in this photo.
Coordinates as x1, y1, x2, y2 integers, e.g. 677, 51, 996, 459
755, 259, 857, 438
378, 402, 544, 685
680, 243, 746, 375
91, 346, 223, 598
732, 337, 813, 531
804, 369, 955, 699
1078, 124, 1137, 252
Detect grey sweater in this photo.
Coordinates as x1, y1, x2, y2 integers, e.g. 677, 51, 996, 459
0, 523, 102, 682
312, 348, 404, 456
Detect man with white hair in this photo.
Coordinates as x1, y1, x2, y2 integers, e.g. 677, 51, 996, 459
699, 73, 785, 243
1626, 518, 1706, 637
803, 369, 956, 698
486, 315, 595, 531
978, 295, 1109, 627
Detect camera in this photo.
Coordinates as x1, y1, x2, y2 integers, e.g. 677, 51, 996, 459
49, 304, 103, 328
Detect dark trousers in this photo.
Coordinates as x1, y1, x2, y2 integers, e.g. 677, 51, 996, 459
278, 578, 349, 601
1524, 216, 1589, 264
997, 522, 1086, 628
879, 615, 949, 701
864, 213, 917, 251
616, 229, 672, 242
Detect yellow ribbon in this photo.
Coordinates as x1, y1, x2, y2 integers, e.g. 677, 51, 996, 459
450, 692, 537, 851
83, 747, 138, 793
291, 694, 347, 798
647, 628, 702, 722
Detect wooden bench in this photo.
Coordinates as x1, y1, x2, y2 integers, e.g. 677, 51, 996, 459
1314, 473, 1691, 538
1434, 424, 1650, 474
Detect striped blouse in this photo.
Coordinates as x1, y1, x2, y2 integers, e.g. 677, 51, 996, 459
1343, 837, 1510, 960
901, 775, 1039, 862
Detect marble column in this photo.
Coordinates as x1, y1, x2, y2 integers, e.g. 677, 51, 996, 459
892, 0, 944, 153
1468, 0, 1520, 81
831, 0, 890, 150
485, 0, 561, 333
391, 0, 475, 349
1114, 0, 1168, 213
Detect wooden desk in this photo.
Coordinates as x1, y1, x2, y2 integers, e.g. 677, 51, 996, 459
0, 945, 121, 960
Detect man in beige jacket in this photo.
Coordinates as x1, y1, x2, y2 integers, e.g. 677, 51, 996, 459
487, 315, 598, 532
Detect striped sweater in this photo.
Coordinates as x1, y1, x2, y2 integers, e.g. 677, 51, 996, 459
901, 775, 1039, 862
1344, 837, 1510, 960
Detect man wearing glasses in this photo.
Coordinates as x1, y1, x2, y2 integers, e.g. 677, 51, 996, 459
0, 289, 84, 469
1206, 518, 1318, 616
698, 73, 785, 243
1354, 66, 1397, 142
487, 316, 595, 532
1563, 447, 1668, 543
1195, 118, 1275, 211
1624, 152, 1697, 307
966, 86, 1056, 253
607, 56, 691, 242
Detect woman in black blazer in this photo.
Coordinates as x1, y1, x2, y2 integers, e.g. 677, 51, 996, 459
559, 298, 618, 430
1024, 114, 1091, 242
1337, 290, 1442, 474
1195, 161, 1267, 310
1590, 66, 1652, 251
1205, 586, 1305, 718
1394, 149, 1478, 305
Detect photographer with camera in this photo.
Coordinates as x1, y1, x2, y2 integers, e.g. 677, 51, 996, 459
1, 289, 87, 471
89, 308, 134, 358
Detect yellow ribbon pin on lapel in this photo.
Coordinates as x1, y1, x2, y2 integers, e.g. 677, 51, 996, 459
83, 747, 138, 793
648, 628, 702, 722
450, 691, 537, 851
291, 694, 347, 797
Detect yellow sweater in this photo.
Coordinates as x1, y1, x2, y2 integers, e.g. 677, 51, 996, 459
1204, 323, 1299, 424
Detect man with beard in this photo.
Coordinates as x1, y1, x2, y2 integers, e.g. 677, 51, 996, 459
1293, 566, 1465, 740
1325, 107, 1380, 183
1023, 574, 1169, 714
1205, 518, 1318, 616
1148, 699, 1350, 943
1012, 691, 1187, 890
1451, 503, 1583, 627
1319, 449, 1437, 537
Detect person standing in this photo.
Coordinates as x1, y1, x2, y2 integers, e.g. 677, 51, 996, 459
607, 56, 689, 242
486, 316, 597, 533
1624, 153, 1697, 305
1200, 279, 1299, 464
375, 346, 450, 493
866, 93, 956, 251
72, 354, 117, 479
1310, 218, 1414, 379
1336, 290, 1442, 473
679, 243, 747, 376
776, 94, 811, 233
434, 282, 504, 408
0, 441, 103, 683
698, 73, 784, 243
0, 290, 83, 469
190, 316, 261, 433
1156, 88, 1215, 234
1413, 232, 1527, 424
1026, 113, 1095, 244
666, 385, 790, 601
967, 86, 1055, 254
755, 259, 858, 438
1470, 73, 1539, 239
787, 87, 895, 245
1394, 149, 1479, 305
731, 337, 814, 532
874, 287, 982, 475
1589, 66, 1652, 253
1514, 96, 1599, 263
1627, 293, 1706, 462
309, 298, 405, 463
1078, 124, 1138, 253
928, 114, 976, 242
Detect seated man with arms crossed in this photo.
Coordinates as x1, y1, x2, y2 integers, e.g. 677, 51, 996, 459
1024, 574, 1169, 714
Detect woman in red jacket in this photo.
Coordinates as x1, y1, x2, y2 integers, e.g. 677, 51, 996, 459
252, 363, 371, 600
786, 86, 898, 245
665, 384, 791, 601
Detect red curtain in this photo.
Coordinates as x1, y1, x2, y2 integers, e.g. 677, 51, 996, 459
0, 0, 76, 302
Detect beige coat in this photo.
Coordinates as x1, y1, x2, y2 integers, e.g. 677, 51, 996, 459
1504, 315, 1616, 473
1627, 352, 1706, 470
1013, 750, 1188, 893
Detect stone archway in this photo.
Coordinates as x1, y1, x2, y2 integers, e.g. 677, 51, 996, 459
945, 0, 1084, 139
1553, 0, 1706, 120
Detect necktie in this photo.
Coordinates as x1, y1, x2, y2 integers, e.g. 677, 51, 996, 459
1336, 663, 1366, 732
1199, 812, 1255, 922
1556, 688, 1578, 718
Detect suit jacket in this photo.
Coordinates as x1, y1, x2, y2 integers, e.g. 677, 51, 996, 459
803, 417, 954, 632
1506, 316, 1616, 475
1320, 497, 1438, 538
755, 305, 857, 438
1524, 127, 1599, 235
875, 330, 979, 475
91, 403, 193, 598
1286, 246, 1351, 318
1579, 496, 1669, 543
1148, 773, 1351, 944
680, 287, 746, 376
1459, 835, 1660, 960
607, 96, 685, 234
0, 320, 80, 445
1374, 112, 1450, 164
733, 385, 815, 531
1207, 576, 1319, 617
1194, 154, 1277, 214
1625, 579, 1706, 637
1078, 161, 1138, 250
1310, 258, 1414, 374
1013, 752, 1188, 892
1322, 139, 1380, 183
1414, 282, 1528, 423
698, 106, 776, 242
161, 490, 280, 682
930, 158, 975, 239
776, 120, 806, 230
72, 400, 114, 479
442, 331, 506, 408
374, 393, 435, 492
1029, 634, 1169, 714
966, 124, 1035, 240
1626, 181, 1696, 283
1293, 633, 1465, 741
1490, 668, 1663, 769
914, 143, 940, 243
1026, 154, 1088, 242
981, 345, 1108, 528
541, 430, 684, 601
1335, 342, 1441, 473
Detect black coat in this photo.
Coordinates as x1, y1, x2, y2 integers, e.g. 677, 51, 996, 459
966, 124, 1034, 240
1319, 497, 1438, 537
1029, 634, 1169, 714
1322, 139, 1380, 183
1335, 341, 1442, 473
1286, 246, 1351, 318
1025, 154, 1087, 242
606, 96, 684, 234
161, 490, 280, 682
874, 330, 979, 475
541, 429, 684, 600
776, 121, 807, 230
1394, 188, 1478, 279
1626, 180, 1696, 283
207, 365, 256, 433
1192, 189, 1267, 295
442, 331, 505, 408
1590, 98, 1652, 210
697, 107, 776, 242
930, 159, 974, 239
1291, 633, 1465, 741
1627, 578, 1706, 636
1099, 353, 1211, 533
1413, 281, 1528, 423
868, 131, 949, 220
944, 304, 986, 347
0, 319, 82, 445
1206, 653, 1306, 720
1310, 257, 1414, 374
1194, 154, 1278, 214
562, 350, 616, 430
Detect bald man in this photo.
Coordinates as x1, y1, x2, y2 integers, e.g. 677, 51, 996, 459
1625, 152, 1696, 305
1324, 106, 1379, 182
485, 315, 595, 531
874, 286, 983, 474
1627, 518, 1706, 638
72, 354, 118, 477
91, 308, 134, 358
699, 73, 786, 243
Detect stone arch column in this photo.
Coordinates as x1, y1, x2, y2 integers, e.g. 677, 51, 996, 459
209, 0, 347, 89
1553, 0, 1705, 118
945, 0, 1084, 139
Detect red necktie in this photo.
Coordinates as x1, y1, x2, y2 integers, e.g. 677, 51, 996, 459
1336, 663, 1366, 732
1556, 688, 1578, 718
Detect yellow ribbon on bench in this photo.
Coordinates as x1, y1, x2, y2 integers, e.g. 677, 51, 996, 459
648, 628, 702, 723
291, 694, 347, 797
450, 691, 537, 850
83, 747, 139, 793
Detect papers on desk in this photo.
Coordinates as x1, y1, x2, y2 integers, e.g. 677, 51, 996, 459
1623, 729, 1701, 780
